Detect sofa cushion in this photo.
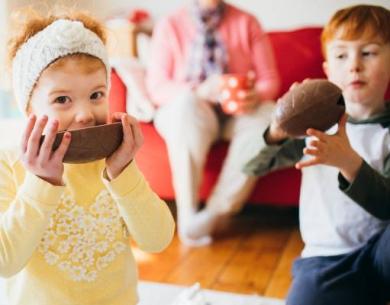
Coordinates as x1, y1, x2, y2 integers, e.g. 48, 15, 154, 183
109, 27, 389, 111
269, 27, 325, 96
135, 123, 302, 206
109, 71, 127, 113
268, 27, 390, 98
110, 58, 155, 122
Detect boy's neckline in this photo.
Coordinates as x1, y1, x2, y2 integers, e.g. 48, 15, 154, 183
348, 101, 390, 125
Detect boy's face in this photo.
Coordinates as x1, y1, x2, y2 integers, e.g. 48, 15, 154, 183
29, 57, 109, 131
324, 33, 390, 109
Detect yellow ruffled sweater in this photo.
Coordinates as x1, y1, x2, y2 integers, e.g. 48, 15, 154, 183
0, 149, 175, 305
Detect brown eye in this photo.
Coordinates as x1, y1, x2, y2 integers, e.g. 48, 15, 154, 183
336, 53, 346, 60
90, 92, 104, 100
55, 96, 70, 104
362, 51, 376, 57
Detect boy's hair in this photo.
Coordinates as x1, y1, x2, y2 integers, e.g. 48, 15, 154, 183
8, 8, 107, 64
321, 5, 390, 57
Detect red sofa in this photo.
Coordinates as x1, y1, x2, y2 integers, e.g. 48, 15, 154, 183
108, 27, 390, 207
108, 27, 324, 207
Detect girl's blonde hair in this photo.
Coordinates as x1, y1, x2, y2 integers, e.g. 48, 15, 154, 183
8, 7, 109, 112
8, 7, 107, 65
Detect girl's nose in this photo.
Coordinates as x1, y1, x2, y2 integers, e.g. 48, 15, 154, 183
75, 106, 94, 124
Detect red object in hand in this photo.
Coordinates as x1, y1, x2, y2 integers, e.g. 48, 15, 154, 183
128, 9, 150, 24
219, 72, 255, 115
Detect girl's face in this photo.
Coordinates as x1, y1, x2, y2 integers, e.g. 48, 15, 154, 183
29, 56, 109, 131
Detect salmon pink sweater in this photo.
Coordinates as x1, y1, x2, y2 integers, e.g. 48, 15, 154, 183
146, 3, 281, 106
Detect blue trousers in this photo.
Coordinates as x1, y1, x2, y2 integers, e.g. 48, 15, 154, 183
287, 226, 390, 305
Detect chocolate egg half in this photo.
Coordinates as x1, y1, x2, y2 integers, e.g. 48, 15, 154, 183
274, 79, 345, 138
40, 122, 123, 163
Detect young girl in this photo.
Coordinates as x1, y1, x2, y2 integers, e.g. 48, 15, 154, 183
0, 10, 175, 305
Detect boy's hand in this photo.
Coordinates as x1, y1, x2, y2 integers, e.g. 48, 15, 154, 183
105, 113, 144, 180
289, 78, 311, 91
295, 114, 363, 182
264, 115, 289, 145
20, 114, 71, 186
263, 80, 312, 144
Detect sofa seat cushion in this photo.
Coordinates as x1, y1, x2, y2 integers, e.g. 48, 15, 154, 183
135, 122, 301, 206
107, 27, 338, 207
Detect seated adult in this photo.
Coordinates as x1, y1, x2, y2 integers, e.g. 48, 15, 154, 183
146, 0, 281, 246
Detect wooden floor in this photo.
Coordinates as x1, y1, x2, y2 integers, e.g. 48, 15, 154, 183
132, 205, 304, 299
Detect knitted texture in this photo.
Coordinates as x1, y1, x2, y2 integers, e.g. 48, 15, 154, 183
12, 19, 111, 114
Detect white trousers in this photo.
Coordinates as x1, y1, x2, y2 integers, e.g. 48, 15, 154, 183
154, 89, 275, 218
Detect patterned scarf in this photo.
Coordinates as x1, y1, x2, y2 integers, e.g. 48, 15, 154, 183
185, 0, 227, 85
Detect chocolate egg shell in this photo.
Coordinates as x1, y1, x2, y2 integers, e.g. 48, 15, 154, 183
40, 122, 123, 163
274, 79, 345, 138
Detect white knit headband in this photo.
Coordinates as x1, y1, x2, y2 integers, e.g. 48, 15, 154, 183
12, 19, 111, 114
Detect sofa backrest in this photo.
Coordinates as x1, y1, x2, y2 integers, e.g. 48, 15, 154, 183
268, 27, 325, 97
108, 26, 390, 112
268, 26, 390, 99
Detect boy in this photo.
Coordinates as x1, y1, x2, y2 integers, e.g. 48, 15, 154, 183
244, 5, 390, 305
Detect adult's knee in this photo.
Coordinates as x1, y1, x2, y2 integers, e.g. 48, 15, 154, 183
155, 93, 218, 143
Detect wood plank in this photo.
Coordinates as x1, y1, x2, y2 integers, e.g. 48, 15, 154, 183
212, 227, 291, 294
133, 206, 301, 299
135, 235, 192, 282
164, 231, 243, 287
264, 229, 304, 298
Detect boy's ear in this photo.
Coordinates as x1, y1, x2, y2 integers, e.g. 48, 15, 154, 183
322, 61, 329, 78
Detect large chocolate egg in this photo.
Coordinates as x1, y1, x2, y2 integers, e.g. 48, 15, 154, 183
274, 79, 345, 138
40, 122, 123, 163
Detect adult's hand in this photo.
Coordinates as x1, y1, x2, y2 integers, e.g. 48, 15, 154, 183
195, 74, 222, 103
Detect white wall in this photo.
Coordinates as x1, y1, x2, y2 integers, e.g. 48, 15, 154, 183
5, 0, 390, 30
95, 0, 390, 30
0, 0, 8, 90
231, 0, 390, 30
1, 0, 390, 90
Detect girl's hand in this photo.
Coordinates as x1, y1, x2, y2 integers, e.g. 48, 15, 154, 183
20, 114, 71, 186
106, 113, 144, 180
295, 114, 363, 182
